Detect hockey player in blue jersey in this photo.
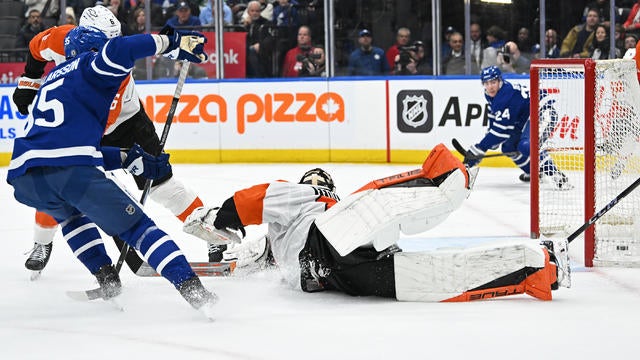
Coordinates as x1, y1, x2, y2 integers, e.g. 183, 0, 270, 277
6, 26, 216, 314
464, 66, 571, 189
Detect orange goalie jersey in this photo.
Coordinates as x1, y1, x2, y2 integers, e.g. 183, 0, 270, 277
30, 25, 141, 135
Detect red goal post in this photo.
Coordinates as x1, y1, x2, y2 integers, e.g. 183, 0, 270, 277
530, 58, 640, 267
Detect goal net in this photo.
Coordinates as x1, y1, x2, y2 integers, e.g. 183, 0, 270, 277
530, 59, 640, 267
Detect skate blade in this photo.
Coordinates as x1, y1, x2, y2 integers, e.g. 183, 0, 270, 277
29, 270, 42, 281
108, 297, 125, 312
199, 301, 215, 321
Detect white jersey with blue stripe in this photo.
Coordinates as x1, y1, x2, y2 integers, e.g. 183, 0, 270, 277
7, 35, 159, 182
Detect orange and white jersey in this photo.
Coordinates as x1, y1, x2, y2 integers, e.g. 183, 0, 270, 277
233, 181, 338, 288
30, 25, 141, 135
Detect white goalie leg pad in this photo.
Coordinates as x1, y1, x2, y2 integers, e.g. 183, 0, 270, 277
148, 177, 199, 217
394, 240, 546, 302
315, 169, 468, 257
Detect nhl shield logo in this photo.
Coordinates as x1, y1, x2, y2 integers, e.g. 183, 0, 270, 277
397, 90, 433, 133
402, 95, 428, 128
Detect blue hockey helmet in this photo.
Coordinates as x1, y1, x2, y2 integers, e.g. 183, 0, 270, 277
480, 65, 502, 83
299, 168, 336, 192
64, 26, 109, 59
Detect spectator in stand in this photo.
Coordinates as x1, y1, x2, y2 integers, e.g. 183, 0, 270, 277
560, 7, 599, 58
273, 0, 300, 69
348, 29, 390, 76
126, 8, 147, 35
392, 40, 432, 76
590, 24, 621, 59
245, 0, 275, 78
469, 22, 486, 74
440, 26, 455, 58
166, 1, 201, 28
200, 0, 233, 27
533, 28, 561, 59
15, 9, 45, 49
386, 27, 411, 69
480, 25, 506, 68
496, 41, 531, 75
281, 25, 325, 77
241, 0, 274, 24
625, 33, 639, 53
583, 0, 618, 27
442, 31, 465, 75
485, 25, 507, 50
126, 0, 167, 28
273, 0, 299, 29
25, 0, 59, 28
623, 0, 640, 36
516, 27, 534, 57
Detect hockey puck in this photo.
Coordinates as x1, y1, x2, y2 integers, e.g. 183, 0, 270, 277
616, 245, 629, 251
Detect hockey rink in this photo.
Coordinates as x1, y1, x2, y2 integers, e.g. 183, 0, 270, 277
0, 162, 638, 359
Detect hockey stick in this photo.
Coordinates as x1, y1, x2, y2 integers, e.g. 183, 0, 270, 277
451, 138, 519, 160
114, 61, 191, 274
67, 61, 191, 302
567, 175, 640, 243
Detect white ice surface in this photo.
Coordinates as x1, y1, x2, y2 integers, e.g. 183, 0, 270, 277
1, 164, 639, 360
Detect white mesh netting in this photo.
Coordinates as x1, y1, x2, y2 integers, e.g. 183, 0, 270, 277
534, 59, 640, 266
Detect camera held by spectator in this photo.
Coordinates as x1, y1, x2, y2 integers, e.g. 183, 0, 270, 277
295, 48, 324, 76
498, 44, 511, 64
394, 41, 423, 75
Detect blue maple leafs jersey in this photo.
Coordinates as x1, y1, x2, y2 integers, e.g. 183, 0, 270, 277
476, 81, 530, 152
7, 35, 159, 182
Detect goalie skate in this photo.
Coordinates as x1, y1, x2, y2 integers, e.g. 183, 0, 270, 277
540, 238, 571, 289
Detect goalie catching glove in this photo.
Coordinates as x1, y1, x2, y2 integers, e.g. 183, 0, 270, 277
13, 76, 42, 115
160, 25, 208, 63
462, 145, 485, 168
184, 207, 246, 245
122, 143, 172, 180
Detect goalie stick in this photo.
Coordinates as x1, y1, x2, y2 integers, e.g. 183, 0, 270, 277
68, 61, 191, 302
451, 138, 519, 161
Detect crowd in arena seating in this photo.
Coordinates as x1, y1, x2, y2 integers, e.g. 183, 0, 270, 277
1, 1, 639, 78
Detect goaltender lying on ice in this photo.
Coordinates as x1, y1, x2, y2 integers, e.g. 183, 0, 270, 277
184, 143, 571, 302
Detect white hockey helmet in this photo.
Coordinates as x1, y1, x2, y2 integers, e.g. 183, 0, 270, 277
79, 5, 121, 39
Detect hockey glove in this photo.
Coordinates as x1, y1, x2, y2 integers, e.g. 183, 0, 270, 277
463, 145, 485, 168
122, 143, 172, 180
13, 76, 42, 115
184, 207, 245, 245
160, 25, 208, 63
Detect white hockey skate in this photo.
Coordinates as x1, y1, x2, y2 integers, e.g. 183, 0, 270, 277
551, 171, 573, 190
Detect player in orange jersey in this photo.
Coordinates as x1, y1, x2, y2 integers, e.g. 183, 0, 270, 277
184, 144, 570, 302
12, 5, 214, 279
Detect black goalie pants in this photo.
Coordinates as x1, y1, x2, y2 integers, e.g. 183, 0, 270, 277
300, 223, 396, 298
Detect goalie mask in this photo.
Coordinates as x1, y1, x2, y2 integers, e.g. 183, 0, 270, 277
64, 26, 109, 59
79, 5, 122, 39
299, 168, 336, 192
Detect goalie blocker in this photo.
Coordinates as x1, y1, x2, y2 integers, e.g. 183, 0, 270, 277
184, 144, 570, 302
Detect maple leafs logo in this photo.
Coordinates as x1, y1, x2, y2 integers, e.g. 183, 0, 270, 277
317, 93, 344, 122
